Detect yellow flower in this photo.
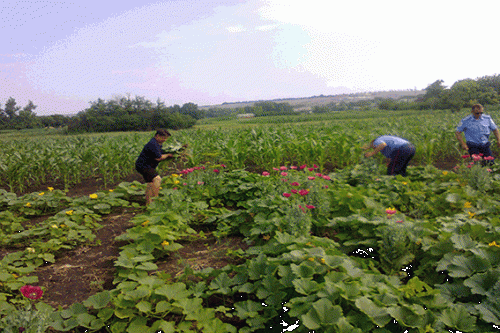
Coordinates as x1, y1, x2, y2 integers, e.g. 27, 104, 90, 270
263, 235, 270, 241
320, 258, 326, 264
60, 224, 67, 228
89, 193, 98, 199
38, 192, 44, 196
66, 210, 74, 215
468, 211, 475, 219
161, 240, 170, 247
402, 181, 408, 185
174, 180, 180, 185
47, 187, 54, 192
25, 202, 32, 207
171, 174, 179, 178
305, 242, 312, 246
464, 201, 472, 209
109, 189, 114, 192
26, 248, 35, 254
442, 171, 448, 176
51, 224, 58, 229
307, 257, 315, 262
12, 274, 18, 278
142, 220, 149, 227
489, 241, 500, 248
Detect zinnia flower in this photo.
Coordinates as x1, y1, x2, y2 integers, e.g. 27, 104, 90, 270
472, 154, 482, 161
20, 285, 43, 300
322, 175, 331, 180
299, 165, 307, 170
262, 171, 270, 176
484, 156, 495, 161
283, 192, 291, 198
213, 169, 220, 173
386, 208, 397, 215
462, 154, 470, 159
298, 189, 309, 196
281, 172, 288, 176
291, 189, 298, 194
305, 205, 315, 209
290, 182, 300, 186
308, 176, 316, 180
89, 193, 98, 199
280, 166, 287, 171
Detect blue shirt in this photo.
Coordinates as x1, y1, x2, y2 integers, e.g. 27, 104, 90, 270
456, 114, 497, 144
373, 135, 411, 158
135, 137, 162, 171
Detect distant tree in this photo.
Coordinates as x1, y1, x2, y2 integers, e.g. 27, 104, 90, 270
477, 74, 500, 95
4, 97, 20, 121
422, 80, 446, 102
15, 100, 39, 129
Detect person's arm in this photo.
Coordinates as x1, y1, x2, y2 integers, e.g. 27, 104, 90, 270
455, 131, 468, 151
156, 153, 173, 161
493, 128, 500, 148
364, 142, 387, 157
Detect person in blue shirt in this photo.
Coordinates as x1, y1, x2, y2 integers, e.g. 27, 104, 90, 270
363, 135, 416, 176
136, 129, 174, 205
455, 104, 500, 159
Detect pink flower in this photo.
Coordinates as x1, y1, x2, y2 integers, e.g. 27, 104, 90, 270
262, 171, 270, 176
467, 164, 473, 168
273, 167, 279, 171
197, 181, 204, 185
290, 166, 297, 169
323, 185, 329, 189
183, 183, 187, 186
20, 285, 43, 300
487, 168, 493, 172
298, 205, 306, 213
283, 192, 291, 198
298, 189, 309, 196
281, 178, 288, 182
386, 208, 397, 215
213, 169, 220, 173
308, 176, 316, 180
306, 205, 315, 209
299, 164, 307, 170
315, 173, 323, 177
221, 164, 226, 168
290, 182, 300, 186
322, 175, 331, 180
472, 154, 482, 161
187, 168, 194, 173
307, 168, 314, 172
484, 156, 495, 161
281, 172, 288, 176
173, 187, 178, 190
462, 155, 471, 159
396, 220, 403, 223
291, 189, 298, 194
280, 166, 287, 171
313, 164, 319, 169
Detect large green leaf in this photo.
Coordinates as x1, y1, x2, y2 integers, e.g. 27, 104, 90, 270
301, 298, 343, 330
439, 305, 476, 332
354, 296, 391, 327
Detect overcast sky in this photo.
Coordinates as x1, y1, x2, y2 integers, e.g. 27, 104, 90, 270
1, 0, 499, 115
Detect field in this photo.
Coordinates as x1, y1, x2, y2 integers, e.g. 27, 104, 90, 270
2, 109, 500, 332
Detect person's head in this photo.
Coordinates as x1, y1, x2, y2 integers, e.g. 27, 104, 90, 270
471, 104, 484, 119
154, 129, 171, 144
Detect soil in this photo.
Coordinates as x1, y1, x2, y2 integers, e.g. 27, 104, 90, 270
2, 172, 249, 312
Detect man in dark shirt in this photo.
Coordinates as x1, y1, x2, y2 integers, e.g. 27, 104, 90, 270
136, 129, 173, 205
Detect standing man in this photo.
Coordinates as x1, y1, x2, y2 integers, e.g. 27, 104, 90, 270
136, 129, 173, 205
363, 135, 416, 176
455, 104, 500, 159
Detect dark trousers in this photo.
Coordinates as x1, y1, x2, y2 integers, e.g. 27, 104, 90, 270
466, 141, 494, 165
387, 144, 416, 176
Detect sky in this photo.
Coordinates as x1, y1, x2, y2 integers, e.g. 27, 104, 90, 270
1, 0, 499, 115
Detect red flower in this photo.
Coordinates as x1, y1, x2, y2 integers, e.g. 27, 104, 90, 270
290, 182, 300, 186
313, 164, 319, 169
307, 167, 314, 171
262, 171, 270, 176
221, 164, 226, 168
280, 166, 287, 171
322, 175, 331, 180
291, 189, 298, 194
308, 176, 316, 180
306, 205, 315, 209
298, 205, 306, 213
213, 169, 220, 173
298, 189, 309, 196
462, 155, 470, 159
472, 154, 482, 161
281, 172, 288, 176
20, 285, 43, 300
484, 156, 495, 161
290, 166, 297, 169
299, 164, 307, 170
283, 192, 291, 198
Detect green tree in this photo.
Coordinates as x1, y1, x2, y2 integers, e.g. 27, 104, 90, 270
423, 80, 446, 101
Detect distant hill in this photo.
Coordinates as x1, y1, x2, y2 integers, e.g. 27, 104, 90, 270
200, 90, 424, 111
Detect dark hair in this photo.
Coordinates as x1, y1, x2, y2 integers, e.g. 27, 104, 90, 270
472, 104, 483, 111
155, 129, 171, 137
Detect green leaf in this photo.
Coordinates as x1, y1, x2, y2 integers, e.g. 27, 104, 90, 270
234, 300, 263, 319
450, 234, 476, 250
463, 270, 500, 295
136, 300, 152, 313
292, 278, 320, 295
439, 305, 476, 332
291, 262, 315, 279
83, 290, 111, 309
155, 282, 190, 300
209, 272, 232, 294
152, 320, 176, 333
127, 316, 149, 333
301, 298, 343, 329
354, 297, 391, 327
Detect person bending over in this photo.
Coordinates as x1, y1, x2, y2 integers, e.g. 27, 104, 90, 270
363, 135, 416, 176
135, 129, 173, 205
